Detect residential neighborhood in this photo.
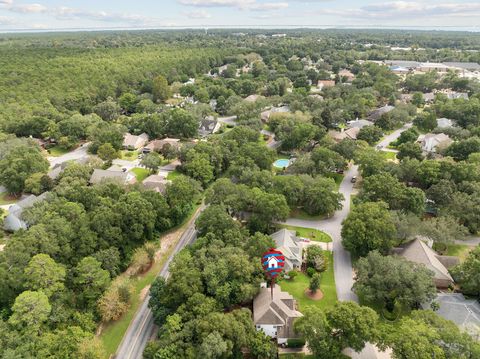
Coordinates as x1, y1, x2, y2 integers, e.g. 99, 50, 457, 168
1, 26, 480, 359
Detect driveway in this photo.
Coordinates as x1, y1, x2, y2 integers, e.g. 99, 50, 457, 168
112, 159, 140, 171
283, 165, 359, 302
217, 116, 238, 126
376, 123, 412, 149
47, 143, 90, 168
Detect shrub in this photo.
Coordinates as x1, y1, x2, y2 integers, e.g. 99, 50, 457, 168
287, 338, 306, 348
306, 267, 316, 277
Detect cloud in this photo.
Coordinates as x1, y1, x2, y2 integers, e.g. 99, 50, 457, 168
0, 15, 16, 25
53, 6, 153, 24
178, 0, 255, 6
8, 3, 47, 13
0, 0, 13, 5
183, 9, 212, 18
177, 0, 287, 11
247, 2, 288, 11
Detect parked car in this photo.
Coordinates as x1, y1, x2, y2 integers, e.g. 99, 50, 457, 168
351, 176, 357, 183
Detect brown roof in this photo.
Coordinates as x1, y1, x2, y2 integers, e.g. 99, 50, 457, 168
144, 138, 181, 152
142, 174, 169, 194
253, 286, 302, 338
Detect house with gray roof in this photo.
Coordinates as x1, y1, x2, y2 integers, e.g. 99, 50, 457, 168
436, 118, 454, 129
394, 238, 457, 288
367, 105, 394, 121
253, 286, 303, 344
347, 119, 374, 129
198, 116, 221, 137
89, 169, 136, 185
142, 174, 169, 194
143, 138, 181, 154
270, 229, 303, 272
3, 192, 49, 232
443, 62, 480, 71
417, 133, 453, 153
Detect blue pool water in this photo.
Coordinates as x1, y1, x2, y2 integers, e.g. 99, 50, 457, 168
273, 159, 290, 168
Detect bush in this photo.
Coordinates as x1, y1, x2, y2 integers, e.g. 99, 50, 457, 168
306, 267, 316, 277
287, 338, 306, 348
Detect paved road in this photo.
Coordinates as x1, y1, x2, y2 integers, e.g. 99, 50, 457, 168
376, 122, 412, 149
217, 115, 238, 126
115, 206, 204, 359
283, 165, 359, 302
47, 143, 90, 168
455, 237, 480, 246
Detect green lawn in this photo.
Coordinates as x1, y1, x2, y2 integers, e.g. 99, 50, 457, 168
0, 192, 18, 205
120, 150, 139, 161
380, 151, 397, 160
166, 170, 182, 180
325, 172, 344, 189
131, 168, 150, 182
438, 243, 473, 262
47, 145, 71, 157
99, 202, 202, 358
280, 252, 337, 311
280, 225, 332, 243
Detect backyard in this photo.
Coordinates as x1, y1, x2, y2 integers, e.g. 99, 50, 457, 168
279, 252, 337, 311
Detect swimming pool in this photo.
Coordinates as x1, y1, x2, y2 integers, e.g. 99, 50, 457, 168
273, 159, 290, 168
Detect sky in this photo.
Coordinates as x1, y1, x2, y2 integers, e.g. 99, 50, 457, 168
0, 0, 479, 31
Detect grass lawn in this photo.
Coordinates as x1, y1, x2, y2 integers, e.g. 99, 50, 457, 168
289, 208, 328, 221
325, 172, 344, 189
380, 151, 397, 160
0, 192, 19, 205
280, 252, 337, 311
47, 145, 71, 157
131, 168, 150, 182
120, 150, 139, 161
99, 202, 202, 358
438, 243, 473, 262
167, 170, 182, 180
280, 225, 332, 243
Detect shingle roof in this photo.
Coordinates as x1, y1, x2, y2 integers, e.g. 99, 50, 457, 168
432, 293, 480, 332
123, 133, 149, 149
89, 169, 129, 185
253, 286, 302, 326
398, 238, 453, 282
143, 175, 169, 193
270, 229, 302, 272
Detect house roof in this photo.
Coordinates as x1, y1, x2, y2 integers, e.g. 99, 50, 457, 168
123, 133, 149, 149
270, 229, 302, 271
3, 192, 49, 232
418, 133, 452, 152
347, 119, 374, 129
397, 238, 453, 282
199, 116, 219, 135
253, 286, 302, 326
436, 118, 454, 129
244, 94, 261, 102
317, 80, 335, 88
367, 105, 395, 121
89, 169, 131, 185
384, 60, 420, 69
144, 138, 181, 151
143, 175, 169, 193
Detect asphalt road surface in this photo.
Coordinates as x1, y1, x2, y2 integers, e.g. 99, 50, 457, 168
115, 208, 203, 359
47, 143, 90, 168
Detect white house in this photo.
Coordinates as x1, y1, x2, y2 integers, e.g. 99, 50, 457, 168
417, 133, 453, 153
270, 229, 303, 272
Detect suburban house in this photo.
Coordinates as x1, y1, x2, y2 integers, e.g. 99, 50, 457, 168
445, 92, 469, 100
3, 192, 49, 232
389, 65, 410, 74
418, 62, 450, 73
367, 105, 394, 121
198, 116, 221, 137
253, 286, 303, 344
436, 118, 454, 129
142, 174, 169, 194
244, 94, 261, 102
261, 106, 291, 122
123, 133, 149, 150
329, 127, 360, 142
347, 119, 373, 129
270, 229, 303, 272
394, 238, 457, 288
89, 169, 136, 185
317, 80, 335, 90
384, 60, 420, 70
417, 133, 453, 153
143, 138, 181, 154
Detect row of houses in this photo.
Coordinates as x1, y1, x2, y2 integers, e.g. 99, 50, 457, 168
253, 227, 475, 344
